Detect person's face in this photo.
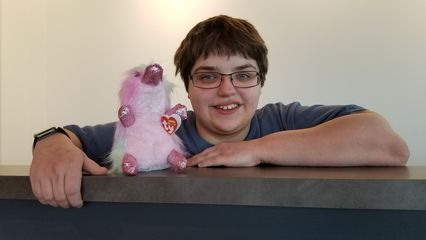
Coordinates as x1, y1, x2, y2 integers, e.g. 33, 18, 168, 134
188, 54, 262, 144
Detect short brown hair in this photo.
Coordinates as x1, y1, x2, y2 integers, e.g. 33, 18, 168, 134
174, 15, 268, 91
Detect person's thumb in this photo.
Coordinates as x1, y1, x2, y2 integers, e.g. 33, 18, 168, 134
82, 156, 108, 175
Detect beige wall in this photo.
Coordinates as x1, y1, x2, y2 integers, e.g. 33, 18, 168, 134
1, 0, 425, 165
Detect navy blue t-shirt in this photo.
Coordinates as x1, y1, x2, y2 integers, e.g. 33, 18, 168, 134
65, 102, 365, 165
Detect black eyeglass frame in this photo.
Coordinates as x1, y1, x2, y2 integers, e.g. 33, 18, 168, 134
190, 71, 261, 89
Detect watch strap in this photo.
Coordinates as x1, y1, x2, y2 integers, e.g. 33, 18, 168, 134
32, 127, 71, 150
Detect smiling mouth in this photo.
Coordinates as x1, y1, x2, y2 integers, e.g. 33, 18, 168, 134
215, 103, 240, 110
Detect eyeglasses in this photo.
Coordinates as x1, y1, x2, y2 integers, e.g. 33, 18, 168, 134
190, 71, 260, 89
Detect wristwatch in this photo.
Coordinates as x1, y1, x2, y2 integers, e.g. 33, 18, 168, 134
33, 127, 71, 150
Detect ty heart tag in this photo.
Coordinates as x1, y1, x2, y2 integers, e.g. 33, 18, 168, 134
160, 114, 182, 135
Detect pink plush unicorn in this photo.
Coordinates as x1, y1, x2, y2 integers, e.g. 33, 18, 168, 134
109, 64, 188, 175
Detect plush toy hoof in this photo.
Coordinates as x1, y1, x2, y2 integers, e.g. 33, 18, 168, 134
122, 154, 138, 176
118, 105, 135, 128
167, 149, 187, 172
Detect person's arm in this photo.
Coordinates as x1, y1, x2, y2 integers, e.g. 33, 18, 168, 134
30, 128, 109, 208
188, 111, 409, 167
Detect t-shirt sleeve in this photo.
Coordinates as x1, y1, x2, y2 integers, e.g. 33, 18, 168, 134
261, 102, 366, 130
292, 103, 365, 129
64, 122, 116, 165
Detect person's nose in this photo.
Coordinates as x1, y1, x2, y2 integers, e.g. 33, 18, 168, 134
217, 75, 237, 96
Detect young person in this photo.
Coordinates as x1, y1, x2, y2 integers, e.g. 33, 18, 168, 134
30, 15, 409, 208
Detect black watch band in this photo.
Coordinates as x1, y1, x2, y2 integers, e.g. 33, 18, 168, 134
33, 127, 71, 150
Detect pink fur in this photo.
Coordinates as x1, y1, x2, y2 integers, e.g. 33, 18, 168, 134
119, 69, 143, 106
109, 64, 187, 174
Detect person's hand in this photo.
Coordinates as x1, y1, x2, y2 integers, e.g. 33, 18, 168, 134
187, 141, 262, 168
30, 134, 108, 208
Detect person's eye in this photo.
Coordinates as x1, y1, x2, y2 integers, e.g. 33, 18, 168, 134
234, 72, 252, 81
197, 73, 218, 81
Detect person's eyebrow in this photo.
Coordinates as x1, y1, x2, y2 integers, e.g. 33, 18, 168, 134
233, 64, 257, 71
192, 64, 257, 73
192, 66, 217, 73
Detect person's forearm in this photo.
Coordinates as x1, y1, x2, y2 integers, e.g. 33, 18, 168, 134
255, 111, 409, 166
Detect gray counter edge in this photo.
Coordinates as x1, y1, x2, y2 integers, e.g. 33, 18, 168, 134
1, 174, 425, 210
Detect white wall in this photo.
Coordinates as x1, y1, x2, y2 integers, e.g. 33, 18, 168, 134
1, 0, 425, 165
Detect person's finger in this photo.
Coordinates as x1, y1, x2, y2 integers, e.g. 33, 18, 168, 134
188, 146, 218, 166
190, 153, 224, 167
30, 178, 46, 205
188, 154, 208, 166
29, 166, 43, 203
61, 156, 107, 208
197, 155, 225, 167
51, 169, 70, 208
42, 179, 58, 207
64, 168, 83, 208
82, 156, 108, 175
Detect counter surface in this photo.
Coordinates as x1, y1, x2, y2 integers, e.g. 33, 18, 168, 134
1, 165, 425, 210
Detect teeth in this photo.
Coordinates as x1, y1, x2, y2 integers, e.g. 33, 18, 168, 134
218, 104, 239, 110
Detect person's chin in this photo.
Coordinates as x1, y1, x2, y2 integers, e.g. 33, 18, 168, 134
213, 122, 243, 135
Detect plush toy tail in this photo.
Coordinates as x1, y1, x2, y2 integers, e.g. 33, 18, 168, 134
108, 128, 126, 173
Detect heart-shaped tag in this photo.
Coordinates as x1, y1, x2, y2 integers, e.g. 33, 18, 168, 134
160, 114, 181, 135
